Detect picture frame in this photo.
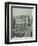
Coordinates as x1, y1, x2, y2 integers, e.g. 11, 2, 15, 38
5, 2, 37, 44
